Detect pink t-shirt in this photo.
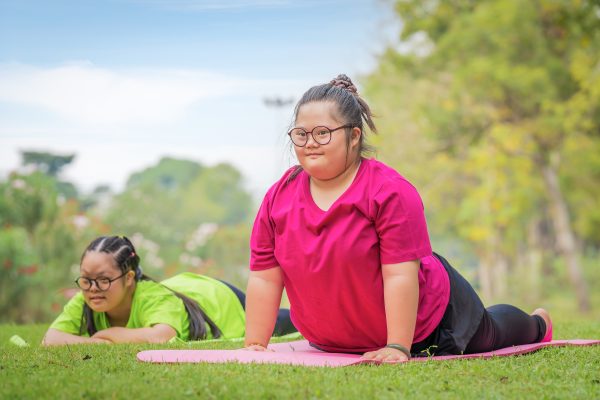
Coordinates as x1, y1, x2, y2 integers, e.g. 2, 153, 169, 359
250, 158, 450, 353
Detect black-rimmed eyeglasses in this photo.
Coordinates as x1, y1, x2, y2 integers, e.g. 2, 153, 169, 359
287, 124, 353, 147
74, 271, 128, 291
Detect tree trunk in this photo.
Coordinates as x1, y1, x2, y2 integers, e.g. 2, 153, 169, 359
540, 161, 590, 311
525, 218, 543, 304
478, 253, 493, 303
492, 253, 508, 300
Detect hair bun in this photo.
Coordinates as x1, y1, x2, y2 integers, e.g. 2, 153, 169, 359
330, 74, 358, 94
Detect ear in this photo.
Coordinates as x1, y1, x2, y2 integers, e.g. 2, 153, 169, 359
125, 270, 136, 287
350, 127, 361, 148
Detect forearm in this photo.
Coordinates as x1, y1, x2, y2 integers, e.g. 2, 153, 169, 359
383, 262, 419, 349
92, 325, 175, 344
244, 268, 284, 347
42, 328, 109, 346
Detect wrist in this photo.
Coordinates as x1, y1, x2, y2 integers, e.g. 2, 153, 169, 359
385, 343, 411, 359
245, 341, 267, 348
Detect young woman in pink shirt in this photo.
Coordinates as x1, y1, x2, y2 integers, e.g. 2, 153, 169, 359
244, 74, 552, 361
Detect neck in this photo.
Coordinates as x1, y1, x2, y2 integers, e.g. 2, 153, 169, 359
106, 284, 135, 327
310, 157, 362, 191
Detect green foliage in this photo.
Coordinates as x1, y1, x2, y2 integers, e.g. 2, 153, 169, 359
0, 171, 98, 323
364, 0, 600, 304
0, 172, 60, 235
103, 158, 253, 280
125, 157, 202, 190
0, 227, 39, 322
20, 151, 75, 177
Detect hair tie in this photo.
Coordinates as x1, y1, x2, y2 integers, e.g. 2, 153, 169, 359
135, 266, 143, 280
330, 74, 358, 94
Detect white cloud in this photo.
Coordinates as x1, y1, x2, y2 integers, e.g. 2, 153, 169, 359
0, 62, 253, 125
0, 62, 308, 196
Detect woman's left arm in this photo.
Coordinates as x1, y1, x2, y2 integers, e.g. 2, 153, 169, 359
362, 260, 419, 362
91, 324, 177, 344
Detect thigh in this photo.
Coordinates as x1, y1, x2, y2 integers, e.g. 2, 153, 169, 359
412, 253, 485, 356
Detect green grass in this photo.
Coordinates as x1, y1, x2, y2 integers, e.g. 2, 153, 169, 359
1, 321, 599, 400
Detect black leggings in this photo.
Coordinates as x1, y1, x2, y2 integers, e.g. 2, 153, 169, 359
219, 280, 297, 337
412, 254, 548, 356
465, 304, 546, 353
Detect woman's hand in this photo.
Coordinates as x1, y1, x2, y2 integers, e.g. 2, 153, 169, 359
90, 324, 176, 344
42, 328, 112, 346
362, 347, 409, 362
243, 343, 272, 352
89, 337, 112, 344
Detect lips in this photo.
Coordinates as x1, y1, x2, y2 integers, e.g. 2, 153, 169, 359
89, 296, 106, 302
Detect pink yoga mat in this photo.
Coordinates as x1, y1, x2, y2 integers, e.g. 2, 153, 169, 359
137, 339, 600, 367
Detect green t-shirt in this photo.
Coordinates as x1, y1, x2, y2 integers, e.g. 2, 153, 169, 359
49, 273, 246, 341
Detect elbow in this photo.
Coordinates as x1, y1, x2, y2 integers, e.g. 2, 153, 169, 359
41, 331, 58, 346
147, 336, 172, 344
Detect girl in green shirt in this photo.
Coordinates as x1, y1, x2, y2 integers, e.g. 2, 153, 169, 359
43, 235, 296, 345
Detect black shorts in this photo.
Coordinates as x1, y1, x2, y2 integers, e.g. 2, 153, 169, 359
411, 253, 485, 356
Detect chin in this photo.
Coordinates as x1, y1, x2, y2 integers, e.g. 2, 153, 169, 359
304, 167, 340, 181
86, 301, 109, 313
301, 161, 327, 176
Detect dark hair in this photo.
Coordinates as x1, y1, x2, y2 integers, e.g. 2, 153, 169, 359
289, 74, 377, 180
79, 235, 221, 340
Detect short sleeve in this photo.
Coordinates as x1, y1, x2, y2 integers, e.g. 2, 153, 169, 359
249, 187, 278, 271
49, 292, 85, 335
373, 178, 432, 264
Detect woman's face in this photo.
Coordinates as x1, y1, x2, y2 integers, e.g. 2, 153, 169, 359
293, 101, 361, 180
79, 251, 135, 313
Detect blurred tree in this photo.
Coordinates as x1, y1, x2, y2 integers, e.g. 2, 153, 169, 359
125, 157, 202, 190
104, 158, 253, 278
20, 151, 78, 199
0, 173, 85, 323
0, 227, 39, 322
0, 172, 60, 238
21, 151, 75, 177
365, 0, 599, 310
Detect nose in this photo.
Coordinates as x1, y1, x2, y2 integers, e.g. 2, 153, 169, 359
305, 133, 319, 148
89, 281, 101, 292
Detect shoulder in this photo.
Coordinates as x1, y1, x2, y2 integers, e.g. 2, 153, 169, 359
54, 292, 86, 319
363, 158, 422, 199
49, 292, 87, 333
136, 279, 165, 293
258, 166, 303, 208
270, 166, 302, 193
134, 280, 175, 303
161, 272, 219, 289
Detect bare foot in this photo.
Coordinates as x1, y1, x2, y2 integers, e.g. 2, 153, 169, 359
532, 308, 552, 341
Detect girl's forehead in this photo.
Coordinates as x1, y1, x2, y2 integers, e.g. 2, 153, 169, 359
296, 101, 341, 122
80, 251, 119, 275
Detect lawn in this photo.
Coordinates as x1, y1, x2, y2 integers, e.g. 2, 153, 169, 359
1, 321, 599, 399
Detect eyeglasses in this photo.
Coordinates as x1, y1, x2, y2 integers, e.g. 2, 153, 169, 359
74, 271, 128, 291
287, 124, 353, 147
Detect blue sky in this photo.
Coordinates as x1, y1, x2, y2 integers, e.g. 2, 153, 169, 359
0, 0, 399, 196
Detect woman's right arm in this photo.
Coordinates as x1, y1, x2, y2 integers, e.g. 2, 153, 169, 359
244, 266, 284, 350
42, 328, 110, 346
